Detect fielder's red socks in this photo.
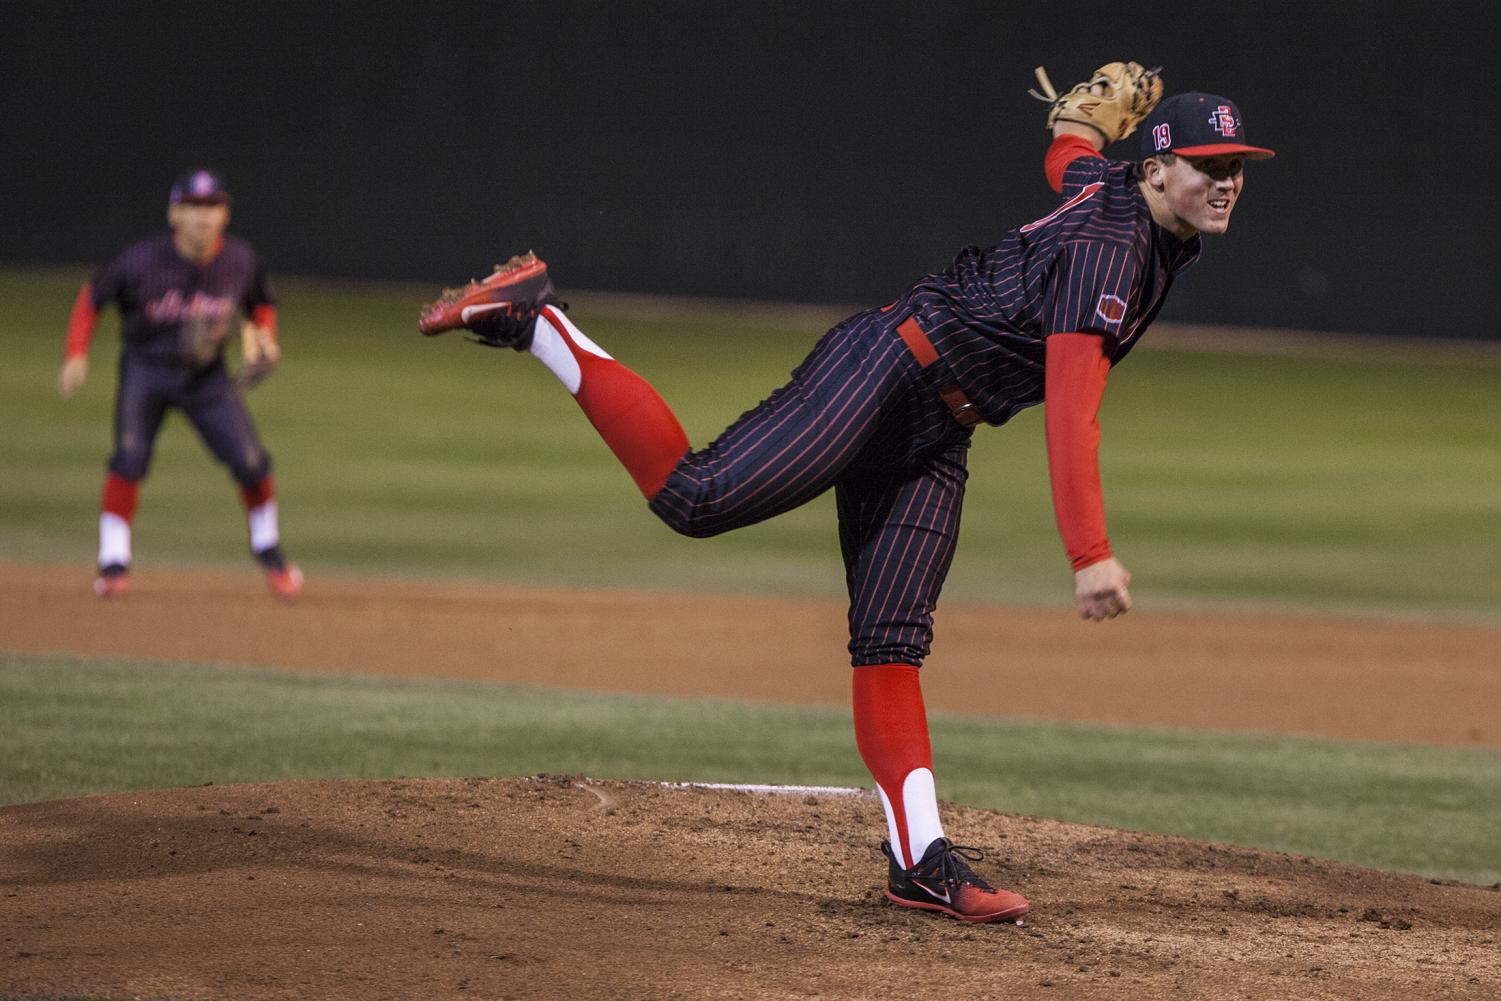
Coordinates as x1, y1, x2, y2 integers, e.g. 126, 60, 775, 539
98, 472, 138, 568
852, 662, 947, 870
238, 474, 281, 554
529, 306, 689, 499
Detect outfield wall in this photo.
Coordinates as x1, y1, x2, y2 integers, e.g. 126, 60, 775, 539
3, 2, 1496, 340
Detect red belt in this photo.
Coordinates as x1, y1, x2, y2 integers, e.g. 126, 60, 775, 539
896, 316, 982, 428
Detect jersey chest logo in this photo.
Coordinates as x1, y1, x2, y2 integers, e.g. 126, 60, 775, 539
144, 289, 235, 325
1020, 182, 1104, 233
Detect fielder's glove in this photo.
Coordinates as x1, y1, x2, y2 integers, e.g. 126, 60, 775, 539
1030, 62, 1163, 144
238, 320, 281, 389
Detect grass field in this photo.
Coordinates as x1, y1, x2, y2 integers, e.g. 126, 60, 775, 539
5, 652, 1499, 886
3, 265, 1499, 615
3, 266, 1499, 890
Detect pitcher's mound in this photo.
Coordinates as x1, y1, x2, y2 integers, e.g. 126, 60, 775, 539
2, 776, 1497, 1000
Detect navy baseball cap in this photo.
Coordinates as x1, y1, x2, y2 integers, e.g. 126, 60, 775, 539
169, 168, 232, 205
1140, 93, 1275, 160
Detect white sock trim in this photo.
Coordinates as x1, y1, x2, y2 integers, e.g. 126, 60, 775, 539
527, 309, 612, 397
875, 767, 946, 870
545, 306, 612, 360
901, 768, 946, 865
99, 513, 131, 567
876, 786, 908, 869
248, 500, 280, 553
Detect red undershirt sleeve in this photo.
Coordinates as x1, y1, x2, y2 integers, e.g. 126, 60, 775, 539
64, 283, 98, 359
250, 304, 278, 343
1045, 332, 1114, 571
1044, 134, 1106, 194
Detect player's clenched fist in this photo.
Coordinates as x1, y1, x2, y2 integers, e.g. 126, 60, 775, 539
1073, 556, 1132, 622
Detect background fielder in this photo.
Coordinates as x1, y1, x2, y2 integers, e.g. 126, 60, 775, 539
58, 169, 303, 599
418, 64, 1274, 923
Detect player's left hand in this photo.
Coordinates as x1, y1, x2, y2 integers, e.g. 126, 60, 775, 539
238, 320, 281, 389
1073, 556, 1132, 622
58, 355, 88, 398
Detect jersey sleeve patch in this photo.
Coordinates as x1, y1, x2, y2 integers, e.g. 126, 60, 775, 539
1095, 294, 1128, 324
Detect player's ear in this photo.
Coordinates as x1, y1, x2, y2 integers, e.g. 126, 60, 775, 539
1140, 156, 1168, 192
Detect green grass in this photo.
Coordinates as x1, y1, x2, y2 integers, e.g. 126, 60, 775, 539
5, 653, 1499, 885
2, 266, 1499, 616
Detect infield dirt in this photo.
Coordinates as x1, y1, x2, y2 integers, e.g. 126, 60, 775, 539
2, 562, 1500, 999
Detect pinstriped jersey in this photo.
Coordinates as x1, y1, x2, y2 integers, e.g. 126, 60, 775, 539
91, 233, 275, 367
898, 155, 1201, 427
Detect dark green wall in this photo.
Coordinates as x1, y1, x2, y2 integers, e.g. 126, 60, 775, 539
4, 1, 1496, 338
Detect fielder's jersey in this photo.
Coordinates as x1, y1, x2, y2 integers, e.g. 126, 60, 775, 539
90, 233, 275, 368
898, 155, 1201, 426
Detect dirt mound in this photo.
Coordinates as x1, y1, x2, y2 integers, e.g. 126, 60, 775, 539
3, 777, 1497, 1000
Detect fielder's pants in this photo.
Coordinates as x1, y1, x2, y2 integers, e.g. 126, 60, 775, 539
108, 354, 272, 487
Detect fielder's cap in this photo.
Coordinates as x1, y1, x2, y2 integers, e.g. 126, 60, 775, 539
1140, 92, 1275, 160
169, 168, 232, 205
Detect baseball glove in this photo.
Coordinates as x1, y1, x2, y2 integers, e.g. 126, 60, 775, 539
238, 319, 281, 389
1029, 62, 1163, 143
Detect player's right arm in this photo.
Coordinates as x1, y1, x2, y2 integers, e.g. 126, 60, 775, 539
1037, 227, 1142, 622
60, 253, 127, 398
1045, 331, 1132, 621
58, 283, 99, 398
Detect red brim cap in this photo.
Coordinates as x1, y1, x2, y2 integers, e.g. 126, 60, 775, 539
1172, 143, 1276, 160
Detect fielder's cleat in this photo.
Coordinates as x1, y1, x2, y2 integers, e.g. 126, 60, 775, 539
417, 251, 564, 350
882, 838, 1030, 924
93, 563, 130, 599
255, 546, 304, 600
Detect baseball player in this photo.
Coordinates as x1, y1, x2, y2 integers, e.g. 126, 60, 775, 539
419, 64, 1272, 922
58, 169, 303, 599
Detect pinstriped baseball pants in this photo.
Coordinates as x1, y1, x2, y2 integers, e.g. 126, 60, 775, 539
649, 308, 973, 667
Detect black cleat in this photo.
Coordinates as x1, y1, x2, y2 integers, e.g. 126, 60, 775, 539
882, 837, 1030, 924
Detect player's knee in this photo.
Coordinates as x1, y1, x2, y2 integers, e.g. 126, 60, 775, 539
849, 634, 932, 668
647, 485, 732, 539
228, 450, 272, 488
650, 503, 729, 539
107, 447, 153, 481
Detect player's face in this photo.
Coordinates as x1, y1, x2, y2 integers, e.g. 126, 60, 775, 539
1161, 155, 1244, 236
167, 201, 230, 254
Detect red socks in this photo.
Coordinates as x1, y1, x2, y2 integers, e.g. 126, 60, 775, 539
238, 474, 275, 510
852, 663, 945, 869
536, 306, 689, 499
101, 472, 139, 521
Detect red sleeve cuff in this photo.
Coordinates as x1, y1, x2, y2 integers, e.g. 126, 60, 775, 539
64, 283, 98, 358
250, 304, 278, 342
1045, 332, 1113, 570
1044, 135, 1105, 194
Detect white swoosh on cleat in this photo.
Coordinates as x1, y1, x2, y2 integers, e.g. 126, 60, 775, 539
461, 302, 513, 323
915, 881, 952, 905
